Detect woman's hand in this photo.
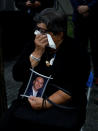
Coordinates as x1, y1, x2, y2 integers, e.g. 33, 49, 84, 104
26, 0, 32, 6
29, 34, 48, 68
28, 90, 72, 110
26, 0, 41, 8
28, 96, 43, 110
34, 1, 41, 8
77, 5, 89, 14
34, 34, 48, 52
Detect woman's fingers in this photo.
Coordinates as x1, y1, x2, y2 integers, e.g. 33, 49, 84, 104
35, 34, 48, 48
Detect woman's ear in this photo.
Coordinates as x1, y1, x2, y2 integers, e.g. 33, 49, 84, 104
51, 32, 64, 40
55, 32, 64, 42
58, 32, 64, 39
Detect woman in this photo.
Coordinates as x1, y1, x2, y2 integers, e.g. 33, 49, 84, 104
0, 8, 90, 131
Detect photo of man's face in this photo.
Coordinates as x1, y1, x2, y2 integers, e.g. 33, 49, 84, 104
21, 69, 52, 98
33, 76, 44, 92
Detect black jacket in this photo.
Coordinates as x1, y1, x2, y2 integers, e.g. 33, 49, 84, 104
12, 36, 90, 107
12, 36, 90, 129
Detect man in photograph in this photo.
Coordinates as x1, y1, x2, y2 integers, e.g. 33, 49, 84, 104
26, 76, 44, 97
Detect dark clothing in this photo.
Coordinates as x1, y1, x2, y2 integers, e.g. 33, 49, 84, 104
70, 0, 98, 22
70, 0, 98, 77
12, 36, 90, 103
0, 36, 90, 130
14, 0, 54, 15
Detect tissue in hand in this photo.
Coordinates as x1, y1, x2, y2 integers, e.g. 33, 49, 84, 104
34, 30, 56, 49
34, 30, 41, 35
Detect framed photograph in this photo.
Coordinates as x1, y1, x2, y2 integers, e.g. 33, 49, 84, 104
20, 68, 53, 98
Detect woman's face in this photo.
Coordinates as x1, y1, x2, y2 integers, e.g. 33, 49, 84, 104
33, 77, 44, 91
36, 23, 64, 49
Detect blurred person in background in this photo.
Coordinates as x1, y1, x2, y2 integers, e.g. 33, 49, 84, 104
14, 0, 54, 15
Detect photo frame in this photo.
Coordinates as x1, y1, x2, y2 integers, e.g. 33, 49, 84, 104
20, 68, 53, 98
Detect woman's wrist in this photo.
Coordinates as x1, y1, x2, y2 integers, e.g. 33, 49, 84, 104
30, 49, 43, 61
42, 98, 52, 109
34, 47, 45, 56
30, 54, 41, 62
29, 52, 41, 68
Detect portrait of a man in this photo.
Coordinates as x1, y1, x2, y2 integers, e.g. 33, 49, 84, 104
25, 76, 45, 97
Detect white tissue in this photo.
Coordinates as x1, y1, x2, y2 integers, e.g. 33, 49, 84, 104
34, 30, 41, 35
46, 34, 56, 49
34, 30, 56, 49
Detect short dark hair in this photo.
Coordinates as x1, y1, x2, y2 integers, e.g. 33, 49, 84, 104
33, 8, 67, 35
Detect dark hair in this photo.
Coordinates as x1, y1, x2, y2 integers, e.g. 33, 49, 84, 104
33, 8, 67, 35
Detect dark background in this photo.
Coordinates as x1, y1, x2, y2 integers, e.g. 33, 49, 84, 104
0, 11, 33, 60
0, 0, 34, 60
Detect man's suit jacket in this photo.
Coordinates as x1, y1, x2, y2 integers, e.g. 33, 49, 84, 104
25, 84, 43, 97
